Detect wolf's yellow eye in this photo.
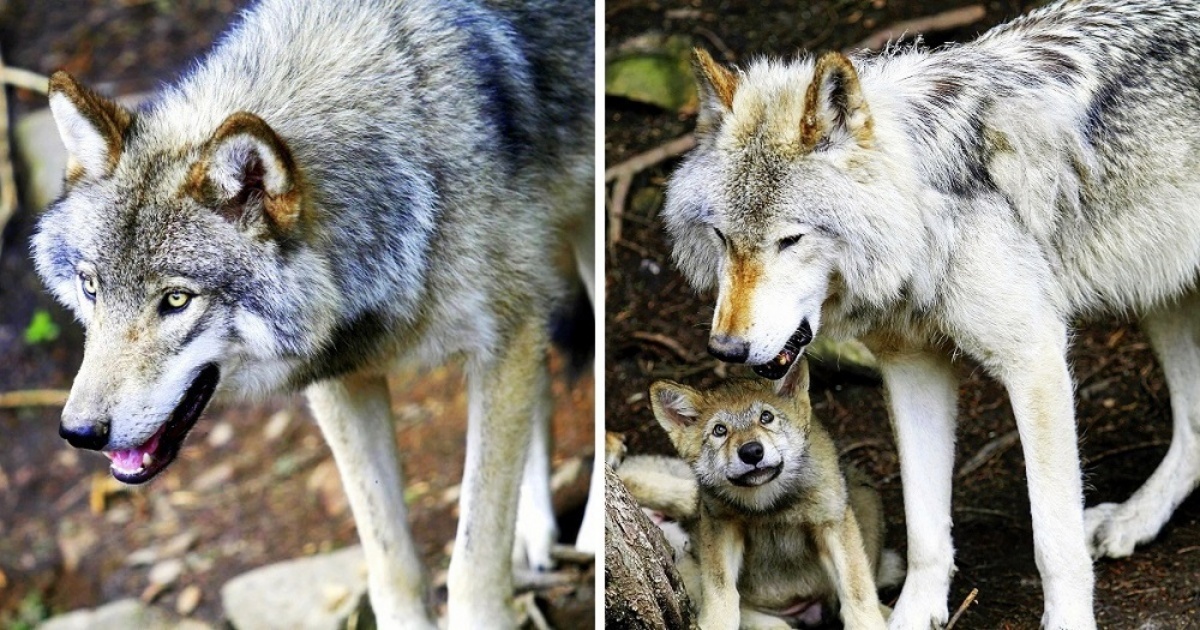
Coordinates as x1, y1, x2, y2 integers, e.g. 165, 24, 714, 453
163, 291, 191, 312
79, 273, 97, 299
712, 424, 727, 437
760, 410, 774, 425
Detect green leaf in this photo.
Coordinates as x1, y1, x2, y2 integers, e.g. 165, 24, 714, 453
23, 310, 61, 345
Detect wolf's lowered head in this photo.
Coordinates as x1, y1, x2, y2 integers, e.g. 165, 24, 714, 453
664, 49, 928, 380
31, 72, 337, 484
650, 361, 818, 512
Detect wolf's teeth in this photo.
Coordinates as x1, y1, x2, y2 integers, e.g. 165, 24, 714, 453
142, 453, 154, 468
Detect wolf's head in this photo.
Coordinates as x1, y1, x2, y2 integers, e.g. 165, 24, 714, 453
31, 72, 336, 484
650, 361, 816, 512
664, 49, 922, 379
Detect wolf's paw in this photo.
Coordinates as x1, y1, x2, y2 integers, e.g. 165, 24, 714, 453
1084, 502, 1152, 560
888, 585, 948, 630
1041, 606, 1098, 630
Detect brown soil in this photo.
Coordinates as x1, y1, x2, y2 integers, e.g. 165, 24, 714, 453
0, 2, 594, 627
605, 1, 1200, 628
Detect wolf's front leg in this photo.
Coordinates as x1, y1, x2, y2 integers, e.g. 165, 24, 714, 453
306, 374, 435, 630
695, 514, 744, 630
879, 351, 958, 630
816, 510, 886, 630
449, 319, 546, 629
1002, 344, 1095, 629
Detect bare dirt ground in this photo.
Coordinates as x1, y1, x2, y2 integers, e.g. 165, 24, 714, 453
0, 1, 594, 627
605, 1, 1200, 627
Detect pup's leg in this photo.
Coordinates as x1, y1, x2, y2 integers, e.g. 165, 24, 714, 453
448, 318, 546, 628
878, 351, 957, 629
513, 360, 558, 571
695, 515, 744, 630
739, 608, 793, 630
1087, 291, 1200, 558
1001, 329, 1095, 629
816, 509, 887, 630
306, 373, 435, 629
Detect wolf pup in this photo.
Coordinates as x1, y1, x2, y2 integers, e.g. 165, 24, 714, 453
32, 0, 593, 627
663, 0, 1200, 626
646, 361, 894, 630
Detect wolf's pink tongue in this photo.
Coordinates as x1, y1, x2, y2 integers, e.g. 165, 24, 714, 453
106, 428, 163, 472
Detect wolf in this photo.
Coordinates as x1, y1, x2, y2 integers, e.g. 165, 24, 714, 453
662, 0, 1200, 627
31, 0, 593, 627
642, 361, 897, 630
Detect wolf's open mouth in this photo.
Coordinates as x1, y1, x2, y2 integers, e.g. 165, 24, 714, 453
730, 464, 782, 487
104, 365, 219, 484
752, 320, 813, 380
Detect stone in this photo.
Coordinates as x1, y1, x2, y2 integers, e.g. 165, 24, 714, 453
221, 546, 371, 630
37, 599, 213, 630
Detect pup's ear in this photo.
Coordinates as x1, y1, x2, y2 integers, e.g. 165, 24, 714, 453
774, 358, 811, 401
650, 380, 704, 441
48, 71, 134, 182
692, 48, 738, 131
801, 51, 873, 150
188, 112, 301, 234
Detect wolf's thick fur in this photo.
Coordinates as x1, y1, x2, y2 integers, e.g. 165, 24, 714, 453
646, 362, 894, 630
663, 0, 1200, 627
32, 0, 593, 627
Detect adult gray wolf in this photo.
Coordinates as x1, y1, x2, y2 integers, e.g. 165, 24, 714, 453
30, 0, 594, 627
641, 361, 897, 629
662, 0, 1200, 627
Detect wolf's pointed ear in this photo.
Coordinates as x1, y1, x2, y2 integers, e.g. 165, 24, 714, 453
801, 51, 873, 150
774, 358, 811, 400
188, 112, 301, 233
650, 380, 704, 435
48, 71, 134, 181
692, 48, 738, 130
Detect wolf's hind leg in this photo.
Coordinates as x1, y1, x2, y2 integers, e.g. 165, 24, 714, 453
513, 360, 558, 571
306, 373, 435, 630
1086, 291, 1200, 559
448, 318, 547, 629
568, 197, 604, 555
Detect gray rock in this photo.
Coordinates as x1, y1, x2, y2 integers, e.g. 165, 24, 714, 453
38, 599, 213, 630
221, 545, 374, 630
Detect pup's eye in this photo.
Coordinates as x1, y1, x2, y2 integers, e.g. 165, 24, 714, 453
712, 424, 727, 437
161, 291, 192, 313
760, 410, 774, 425
713, 227, 727, 245
778, 234, 803, 251
79, 273, 98, 300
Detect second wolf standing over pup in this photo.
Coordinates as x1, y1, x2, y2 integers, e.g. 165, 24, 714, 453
645, 361, 898, 630
663, 0, 1200, 626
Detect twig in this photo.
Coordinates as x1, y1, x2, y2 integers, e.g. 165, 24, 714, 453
632, 331, 695, 362
0, 389, 70, 408
550, 544, 594, 565
2, 67, 50, 94
0, 50, 19, 261
605, 134, 697, 183
945, 587, 979, 630
850, 5, 987, 52
516, 592, 552, 630
956, 430, 1020, 479
1084, 440, 1169, 466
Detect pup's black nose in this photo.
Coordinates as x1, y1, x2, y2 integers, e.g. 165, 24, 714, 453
708, 335, 749, 363
59, 422, 109, 451
738, 441, 764, 465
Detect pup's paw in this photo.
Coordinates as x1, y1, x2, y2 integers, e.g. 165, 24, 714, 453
1084, 502, 1150, 560
888, 581, 949, 630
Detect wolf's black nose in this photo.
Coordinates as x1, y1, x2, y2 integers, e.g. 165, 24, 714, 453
738, 441, 764, 465
59, 422, 109, 451
708, 335, 749, 363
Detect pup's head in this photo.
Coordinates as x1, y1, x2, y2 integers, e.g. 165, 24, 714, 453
664, 49, 913, 379
650, 361, 816, 512
31, 72, 335, 484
